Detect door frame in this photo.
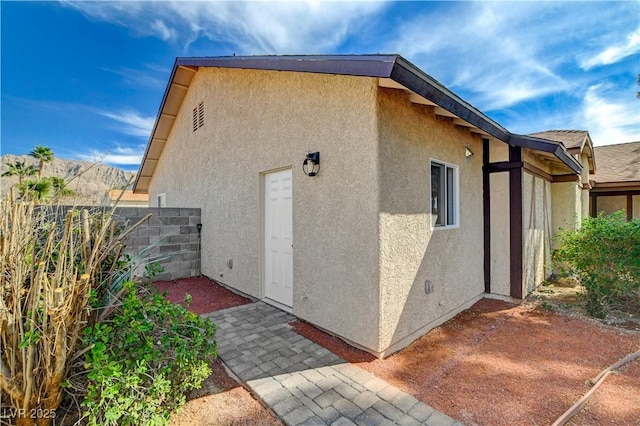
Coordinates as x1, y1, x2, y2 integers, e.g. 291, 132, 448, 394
260, 166, 294, 312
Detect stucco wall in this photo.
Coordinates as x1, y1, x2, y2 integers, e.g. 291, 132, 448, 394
551, 181, 580, 241
579, 155, 591, 222
376, 88, 484, 355
634, 195, 640, 219
523, 149, 553, 174
148, 68, 381, 350
595, 195, 626, 216
489, 137, 509, 162
522, 173, 552, 294
490, 171, 511, 297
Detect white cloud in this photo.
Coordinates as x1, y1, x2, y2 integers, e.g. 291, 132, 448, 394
386, 2, 576, 110
75, 145, 144, 166
150, 19, 176, 41
62, 1, 387, 53
98, 109, 155, 137
100, 65, 168, 89
504, 83, 640, 145
62, 1, 639, 146
581, 28, 640, 70
582, 84, 640, 145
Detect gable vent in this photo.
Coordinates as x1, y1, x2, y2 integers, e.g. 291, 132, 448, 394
192, 101, 204, 132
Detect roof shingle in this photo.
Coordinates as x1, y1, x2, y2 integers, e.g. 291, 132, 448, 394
528, 130, 588, 150
590, 141, 640, 183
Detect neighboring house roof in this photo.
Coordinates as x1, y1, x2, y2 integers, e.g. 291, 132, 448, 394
134, 54, 581, 192
528, 130, 596, 173
590, 141, 640, 188
529, 130, 587, 149
106, 189, 149, 203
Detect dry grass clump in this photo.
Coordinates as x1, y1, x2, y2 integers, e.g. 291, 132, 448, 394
0, 190, 147, 425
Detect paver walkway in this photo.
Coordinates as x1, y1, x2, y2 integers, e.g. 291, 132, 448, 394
204, 302, 462, 426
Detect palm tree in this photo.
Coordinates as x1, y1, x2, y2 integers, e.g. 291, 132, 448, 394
49, 176, 75, 197
19, 179, 52, 201
29, 145, 54, 178
2, 161, 38, 184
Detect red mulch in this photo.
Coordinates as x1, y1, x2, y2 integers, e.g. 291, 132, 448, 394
154, 276, 251, 315
290, 320, 376, 363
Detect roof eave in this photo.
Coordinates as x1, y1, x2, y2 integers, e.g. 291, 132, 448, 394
509, 134, 582, 174
134, 58, 182, 193
176, 54, 398, 78
390, 57, 511, 142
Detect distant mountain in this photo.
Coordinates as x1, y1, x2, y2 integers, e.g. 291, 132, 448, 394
0, 154, 136, 205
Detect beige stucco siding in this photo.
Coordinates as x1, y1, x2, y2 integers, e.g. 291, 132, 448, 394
376, 88, 484, 355
551, 181, 581, 240
579, 154, 590, 222
490, 137, 509, 163
490, 171, 511, 297
523, 150, 553, 174
149, 68, 381, 350
523, 172, 552, 294
634, 195, 640, 219
596, 195, 627, 216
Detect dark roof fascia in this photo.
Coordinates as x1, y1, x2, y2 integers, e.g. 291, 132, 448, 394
390, 57, 512, 142
175, 54, 398, 79
390, 58, 580, 174
134, 58, 182, 191
509, 135, 582, 174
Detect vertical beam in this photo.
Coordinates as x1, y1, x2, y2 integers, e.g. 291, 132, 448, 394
482, 138, 491, 293
627, 195, 633, 221
591, 195, 598, 217
509, 145, 523, 299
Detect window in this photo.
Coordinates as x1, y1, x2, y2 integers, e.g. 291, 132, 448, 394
157, 193, 166, 208
431, 160, 458, 228
192, 101, 204, 132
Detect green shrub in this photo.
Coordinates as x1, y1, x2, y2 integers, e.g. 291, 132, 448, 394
82, 281, 217, 425
554, 211, 640, 318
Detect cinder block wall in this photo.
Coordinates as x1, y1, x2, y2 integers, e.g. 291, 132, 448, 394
46, 205, 202, 281
113, 207, 202, 281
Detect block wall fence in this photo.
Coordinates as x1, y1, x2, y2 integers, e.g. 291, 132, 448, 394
48, 206, 202, 281
115, 207, 202, 281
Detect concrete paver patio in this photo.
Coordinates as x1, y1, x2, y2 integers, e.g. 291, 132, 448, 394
204, 302, 463, 426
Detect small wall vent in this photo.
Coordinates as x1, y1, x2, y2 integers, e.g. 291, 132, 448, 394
192, 101, 204, 132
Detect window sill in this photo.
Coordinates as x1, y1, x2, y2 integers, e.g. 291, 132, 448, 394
432, 224, 460, 230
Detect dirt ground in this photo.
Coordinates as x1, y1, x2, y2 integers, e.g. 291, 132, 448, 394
158, 277, 640, 425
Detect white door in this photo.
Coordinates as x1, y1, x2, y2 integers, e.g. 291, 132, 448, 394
264, 169, 293, 308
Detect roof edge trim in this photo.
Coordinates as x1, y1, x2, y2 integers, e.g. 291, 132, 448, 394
510, 135, 582, 174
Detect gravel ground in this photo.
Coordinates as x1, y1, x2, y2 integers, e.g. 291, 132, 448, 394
293, 299, 640, 425
159, 277, 640, 425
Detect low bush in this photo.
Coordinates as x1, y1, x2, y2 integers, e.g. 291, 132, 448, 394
554, 211, 640, 318
81, 281, 217, 425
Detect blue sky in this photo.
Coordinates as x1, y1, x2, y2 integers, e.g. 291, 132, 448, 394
2, 1, 639, 170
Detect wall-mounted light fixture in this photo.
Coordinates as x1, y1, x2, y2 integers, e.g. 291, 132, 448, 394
465, 145, 474, 158
303, 152, 320, 176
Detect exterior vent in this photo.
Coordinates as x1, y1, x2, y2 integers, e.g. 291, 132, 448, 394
192, 101, 204, 132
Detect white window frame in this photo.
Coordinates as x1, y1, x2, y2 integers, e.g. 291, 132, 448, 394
430, 158, 460, 229
157, 193, 166, 208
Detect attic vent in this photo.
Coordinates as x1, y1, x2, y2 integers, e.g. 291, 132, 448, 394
192, 102, 204, 132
